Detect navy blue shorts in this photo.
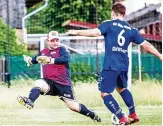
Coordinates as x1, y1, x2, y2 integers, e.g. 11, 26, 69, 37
98, 70, 128, 93
43, 78, 76, 101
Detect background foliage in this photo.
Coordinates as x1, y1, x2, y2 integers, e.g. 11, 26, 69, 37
70, 62, 96, 83
0, 19, 29, 56
27, 0, 112, 33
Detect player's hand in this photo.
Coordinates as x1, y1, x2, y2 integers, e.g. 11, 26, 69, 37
23, 55, 32, 67
159, 55, 162, 61
66, 30, 77, 35
36, 56, 51, 65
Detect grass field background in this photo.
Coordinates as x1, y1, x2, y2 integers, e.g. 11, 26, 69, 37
0, 78, 161, 125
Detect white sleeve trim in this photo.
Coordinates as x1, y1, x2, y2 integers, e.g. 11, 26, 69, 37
140, 40, 146, 45
95, 28, 101, 36
102, 19, 111, 23
50, 58, 55, 64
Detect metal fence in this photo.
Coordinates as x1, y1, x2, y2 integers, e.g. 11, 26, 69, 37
7, 53, 162, 81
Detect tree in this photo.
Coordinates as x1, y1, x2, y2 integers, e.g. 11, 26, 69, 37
0, 18, 29, 56
27, 0, 112, 33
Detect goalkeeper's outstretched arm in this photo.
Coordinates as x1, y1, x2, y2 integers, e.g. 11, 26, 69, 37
54, 47, 70, 64
36, 47, 70, 65
31, 53, 41, 64
23, 53, 41, 66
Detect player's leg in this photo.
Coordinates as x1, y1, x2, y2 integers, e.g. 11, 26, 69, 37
98, 70, 129, 125
62, 98, 101, 122
116, 71, 139, 123
54, 84, 101, 122
17, 78, 50, 109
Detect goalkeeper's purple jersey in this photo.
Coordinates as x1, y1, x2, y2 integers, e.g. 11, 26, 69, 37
98, 19, 145, 71
32, 46, 72, 86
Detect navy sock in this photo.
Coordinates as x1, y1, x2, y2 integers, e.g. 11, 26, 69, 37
79, 104, 95, 119
28, 87, 41, 103
103, 95, 123, 119
120, 89, 135, 114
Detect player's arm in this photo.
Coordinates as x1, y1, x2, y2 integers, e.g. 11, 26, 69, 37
36, 47, 70, 64
131, 29, 162, 61
67, 21, 110, 37
53, 47, 70, 64
140, 40, 162, 60
23, 53, 40, 67
31, 53, 41, 64
67, 28, 101, 37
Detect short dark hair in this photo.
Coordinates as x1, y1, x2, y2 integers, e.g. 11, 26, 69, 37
112, 2, 126, 16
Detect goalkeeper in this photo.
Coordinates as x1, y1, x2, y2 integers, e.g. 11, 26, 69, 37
17, 31, 101, 122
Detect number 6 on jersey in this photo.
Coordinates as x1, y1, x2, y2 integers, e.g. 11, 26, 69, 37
118, 29, 125, 46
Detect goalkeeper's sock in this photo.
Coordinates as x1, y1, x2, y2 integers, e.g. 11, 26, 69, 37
103, 95, 124, 119
28, 87, 41, 103
120, 89, 135, 114
79, 104, 95, 119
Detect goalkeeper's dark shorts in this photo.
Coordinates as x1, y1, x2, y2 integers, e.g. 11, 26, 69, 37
42, 78, 76, 101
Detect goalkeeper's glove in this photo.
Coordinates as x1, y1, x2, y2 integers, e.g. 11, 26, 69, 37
36, 56, 54, 65
23, 55, 32, 67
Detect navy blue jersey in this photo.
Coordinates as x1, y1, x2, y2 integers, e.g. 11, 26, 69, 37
98, 19, 145, 71
31, 46, 72, 86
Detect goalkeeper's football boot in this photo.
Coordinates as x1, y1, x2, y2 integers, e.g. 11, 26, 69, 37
119, 116, 130, 125
128, 112, 139, 124
17, 95, 34, 109
90, 112, 101, 122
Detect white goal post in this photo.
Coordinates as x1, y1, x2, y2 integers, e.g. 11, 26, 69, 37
39, 36, 138, 88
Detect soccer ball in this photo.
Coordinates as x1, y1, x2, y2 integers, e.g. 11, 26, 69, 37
111, 114, 119, 125
111, 113, 128, 126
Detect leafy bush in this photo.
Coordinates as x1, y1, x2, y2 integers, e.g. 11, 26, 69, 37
0, 18, 29, 56
132, 64, 162, 81
70, 62, 96, 84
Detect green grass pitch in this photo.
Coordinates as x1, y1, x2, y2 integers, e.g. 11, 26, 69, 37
0, 106, 161, 125
0, 79, 161, 125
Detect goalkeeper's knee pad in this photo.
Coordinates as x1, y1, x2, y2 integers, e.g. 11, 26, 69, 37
34, 79, 50, 93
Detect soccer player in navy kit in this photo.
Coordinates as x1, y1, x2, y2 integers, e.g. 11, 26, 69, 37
17, 31, 101, 122
67, 2, 162, 125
